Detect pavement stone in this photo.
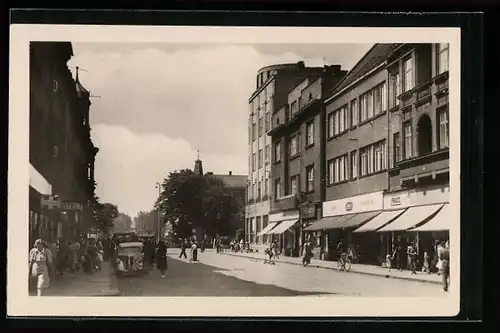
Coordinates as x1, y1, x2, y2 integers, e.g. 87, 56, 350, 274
43, 261, 119, 296
219, 250, 442, 285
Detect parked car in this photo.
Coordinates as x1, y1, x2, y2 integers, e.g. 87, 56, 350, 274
114, 241, 147, 277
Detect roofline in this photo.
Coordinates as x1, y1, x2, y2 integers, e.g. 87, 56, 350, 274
324, 61, 386, 105
248, 75, 276, 103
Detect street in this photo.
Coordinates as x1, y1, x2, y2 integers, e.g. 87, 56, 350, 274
117, 249, 443, 297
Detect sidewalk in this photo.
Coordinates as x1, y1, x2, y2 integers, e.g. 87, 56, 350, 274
42, 261, 120, 296
220, 251, 442, 285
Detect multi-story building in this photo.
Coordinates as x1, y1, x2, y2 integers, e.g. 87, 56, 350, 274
265, 65, 347, 258
29, 42, 97, 246
245, 61, 334, 252
302, 43, 451, 269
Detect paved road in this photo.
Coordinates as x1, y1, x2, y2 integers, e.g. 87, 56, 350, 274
117, 249, 444, 297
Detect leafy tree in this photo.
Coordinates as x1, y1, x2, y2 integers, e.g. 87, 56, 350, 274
113, 213, 133, 233
90, 196, 119, 233
134, 210, 158, 234
157, 169, 241, 239
235, 228, 244, 242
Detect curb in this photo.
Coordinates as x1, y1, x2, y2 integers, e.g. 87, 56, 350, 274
220, 252, 442, 285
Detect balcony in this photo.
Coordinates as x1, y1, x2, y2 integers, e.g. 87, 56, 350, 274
396, 150, 449, 185
273, 193, 298, 211
415, 81, 432, 106
289, 98, 321, 125
267, 106, 288, 136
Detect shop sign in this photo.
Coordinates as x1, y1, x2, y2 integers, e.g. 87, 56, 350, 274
60, 202, 83, 211
300, 204, 316, 219
383, 186, 450, 209
322, 191, 384, 217
269, 210, 300, 222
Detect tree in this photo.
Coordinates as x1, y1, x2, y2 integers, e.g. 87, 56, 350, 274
134, 210, 157, 234
113, 213, 133, 233
157, 169, 241, 239
91, 196, 119, 233
235, 228, 244, 242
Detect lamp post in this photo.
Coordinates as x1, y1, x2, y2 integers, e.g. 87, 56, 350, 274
155, 182, 162, 242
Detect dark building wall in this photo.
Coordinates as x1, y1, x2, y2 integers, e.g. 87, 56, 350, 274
324, 69, 390, 201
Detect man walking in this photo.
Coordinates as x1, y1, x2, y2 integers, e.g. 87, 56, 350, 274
440, 240, 450, 292
179, 239, 188, 259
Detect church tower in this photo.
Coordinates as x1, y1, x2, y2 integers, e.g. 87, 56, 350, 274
193, 150, 203, 176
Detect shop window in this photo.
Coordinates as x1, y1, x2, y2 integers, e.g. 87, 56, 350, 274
417, 114, 433, 156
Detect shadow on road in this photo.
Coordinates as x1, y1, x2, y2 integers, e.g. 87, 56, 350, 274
117, 256, 336, 297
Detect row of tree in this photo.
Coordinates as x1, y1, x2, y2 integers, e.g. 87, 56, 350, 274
90, 191, 132, 234
156, 169, 242, 240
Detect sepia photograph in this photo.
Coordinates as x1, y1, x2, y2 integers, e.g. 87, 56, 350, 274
8, 25, 460, 317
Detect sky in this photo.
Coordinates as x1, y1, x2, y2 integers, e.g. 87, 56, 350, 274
68, 42, 372, 218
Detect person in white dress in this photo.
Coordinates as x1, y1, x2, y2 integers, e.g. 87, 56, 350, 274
29, 239, 54, 296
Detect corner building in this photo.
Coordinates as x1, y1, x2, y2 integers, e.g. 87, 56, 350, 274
245, 62, 333, 252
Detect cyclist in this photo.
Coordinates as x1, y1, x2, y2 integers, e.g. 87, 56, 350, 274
336, 238, 348, 270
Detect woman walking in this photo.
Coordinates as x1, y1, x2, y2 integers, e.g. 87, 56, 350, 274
156, 240, 168, 279
29, 239, 54, 296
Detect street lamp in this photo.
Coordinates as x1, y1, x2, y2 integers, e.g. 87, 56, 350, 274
155, 182, 162, 242
348, 137, 360, 193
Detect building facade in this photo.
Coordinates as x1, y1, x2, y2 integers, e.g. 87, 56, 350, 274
245, 61, 337, 252
266, 65, 347, 257
303, 43, 451, 269
29, 42, 97, 247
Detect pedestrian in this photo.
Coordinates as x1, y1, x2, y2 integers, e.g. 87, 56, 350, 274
435, 240, 445, 275
179, 239, 188, 259
29, 239, 54, 296
440, 240, 450, 291
422, 251, 431, 273
392, 237, 406, 271
56, 238, 69, 276
190, 240, 198, 262
156, 240, 168, 278
407, 242, 418, 274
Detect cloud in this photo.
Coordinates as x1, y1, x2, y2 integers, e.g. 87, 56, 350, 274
67, 43, 371, 217
91, 123, 247, 217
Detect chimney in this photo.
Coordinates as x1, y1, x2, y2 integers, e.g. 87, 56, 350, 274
229, 171, 232, 175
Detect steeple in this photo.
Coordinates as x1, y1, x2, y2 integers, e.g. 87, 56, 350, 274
193, 149, 203, 176
75, 66, 90, 99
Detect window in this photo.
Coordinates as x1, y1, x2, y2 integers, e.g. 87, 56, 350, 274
438, 109, 449, 149
389, 73, 400, 108
265, 178, 269, 198
275, 178, 281, 199
290, 135, 298, 156
247, 184, 252, 201
373, 82, 387, 115
249, 156, 252, 172
258, 117, 263, 137
252, 122, 256, 141
256, 216, 262, 243
252, 153, 257, 170
258, 181, 262, 200
290, 175, 299, 195
251, 184, 255, 201
373, 140, 386, 172
350, 99, 358, 127
393, 132, 401, 166
403, 58, 414, 92
265, 112, 270, 132
350, 151, 358, 179
248, 118, 252, 144
306, 121, 314, 146
291, 101, 298, 115
437, 43, 449, 74
306, 166, 314, 192
328, 155, 348, 184
328, 106, 347, 137
403, 122, 413, 159
360, 91, 374, 122
265, 144, 270, 164
275, 141, 281, 162
258, 149, 263, 168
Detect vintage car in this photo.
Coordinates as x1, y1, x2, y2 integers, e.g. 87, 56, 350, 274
115, 241, 147, 276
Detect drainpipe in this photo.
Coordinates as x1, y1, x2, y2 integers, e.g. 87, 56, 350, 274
386, 62, 391, 193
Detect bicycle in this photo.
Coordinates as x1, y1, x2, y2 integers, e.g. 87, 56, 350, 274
337, 252, 353, 272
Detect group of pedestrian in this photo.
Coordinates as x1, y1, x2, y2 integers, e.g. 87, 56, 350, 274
178, 238, 199, 262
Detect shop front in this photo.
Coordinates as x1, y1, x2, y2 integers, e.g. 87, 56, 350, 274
357, 185, 450, 269
264, 210, 300, 257
304, 191, 384, 262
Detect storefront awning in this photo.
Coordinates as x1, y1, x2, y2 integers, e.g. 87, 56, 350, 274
339, 211, 382, 229
376, 204, 444, 232
303, 214, 356, 232
410, 204, 450, 232
257, 222, 279, 236
354, 209, 407, 232
268, 219, 298, 235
